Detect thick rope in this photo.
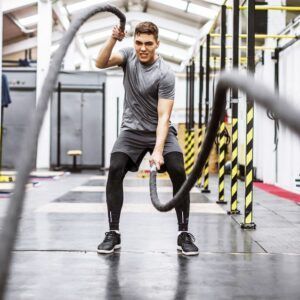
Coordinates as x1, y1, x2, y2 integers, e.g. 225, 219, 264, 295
0, 5, 125, 298
150, 71, 300, 212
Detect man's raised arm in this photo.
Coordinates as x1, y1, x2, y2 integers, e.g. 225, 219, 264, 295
95, 26, 125, 69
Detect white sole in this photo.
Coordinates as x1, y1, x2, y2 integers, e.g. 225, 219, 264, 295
177, 246, 199, 256
97, 244, 121, 254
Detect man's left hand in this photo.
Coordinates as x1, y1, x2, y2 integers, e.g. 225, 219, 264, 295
150, 151, 164, 171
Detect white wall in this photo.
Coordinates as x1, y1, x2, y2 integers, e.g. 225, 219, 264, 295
254, 60, 277, 183
104, 71, 124, 167
277, 41, 300, 193
253, 0, 287, 184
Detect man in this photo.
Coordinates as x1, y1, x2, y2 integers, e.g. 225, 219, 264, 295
95, 22, 198, 256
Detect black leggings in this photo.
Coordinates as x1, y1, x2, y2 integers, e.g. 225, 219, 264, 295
106, 152, 190, 231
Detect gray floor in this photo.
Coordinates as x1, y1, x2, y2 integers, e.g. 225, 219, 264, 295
0, 172, 300, 299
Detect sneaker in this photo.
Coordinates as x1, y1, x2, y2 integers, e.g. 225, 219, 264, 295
177, 232, 199, 256
97, 231, 121, 254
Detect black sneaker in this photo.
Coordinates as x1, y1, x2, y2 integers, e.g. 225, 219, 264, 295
177, 232, 199, 256
97, 231, 121, 254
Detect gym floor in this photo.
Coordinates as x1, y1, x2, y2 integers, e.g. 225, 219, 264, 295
0, 172, 300, 299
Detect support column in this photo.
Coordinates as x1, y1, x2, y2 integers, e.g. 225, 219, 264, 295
202, 34, 211, 193
196, 46, 204, 186
0, 1, 3, 131
217, 5, 227, 204
242, 0, 256, 230
228, 0, 241, 214
36, 0, 52, 169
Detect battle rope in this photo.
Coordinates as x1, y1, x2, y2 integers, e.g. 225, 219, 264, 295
0, 5, 125, 298
150, 71, 300, 212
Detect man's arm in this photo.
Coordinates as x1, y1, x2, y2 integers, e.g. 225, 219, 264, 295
95, 26, 125, 69
151, 98, 174, 170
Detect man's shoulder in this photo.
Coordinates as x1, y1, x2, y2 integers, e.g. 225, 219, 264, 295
119, 47, 135, 65
158, 59, 175, 80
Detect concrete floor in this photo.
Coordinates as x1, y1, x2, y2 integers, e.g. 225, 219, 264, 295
0, 172, 300, 299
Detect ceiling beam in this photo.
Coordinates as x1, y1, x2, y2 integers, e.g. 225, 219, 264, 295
53, 2, 90, 62
79, 12, 200, 37
3, 0, 38, 14
3, 31, 63, 56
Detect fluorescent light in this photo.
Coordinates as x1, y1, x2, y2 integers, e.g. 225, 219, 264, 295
66, 0, 108, 14
187, 3, 218, 19
51, 44, 59, 55
159, 28, 179, 41
203, 0, 224, 5
178, 34, 195, 45
18, 14, 38, 27
84, 29, 112, 44
158, 43, 188, 61
152, 0, 187, 11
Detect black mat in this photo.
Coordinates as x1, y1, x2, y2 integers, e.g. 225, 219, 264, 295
53, 191, 210, 203
84, 179, 172, 187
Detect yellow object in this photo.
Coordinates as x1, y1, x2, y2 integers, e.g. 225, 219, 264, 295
211, 33, 296, 39
0, 175, 14, 183
67, 150, 82, 156
226, 5, 300, 11
207, 45, 275, 51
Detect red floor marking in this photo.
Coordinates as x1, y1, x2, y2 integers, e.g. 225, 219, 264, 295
254, 182, 300, 203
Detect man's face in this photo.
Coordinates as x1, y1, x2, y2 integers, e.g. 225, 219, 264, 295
134, 33, 159, 64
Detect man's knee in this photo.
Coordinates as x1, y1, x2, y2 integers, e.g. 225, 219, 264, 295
165, 152, 186, 177
108, 153, 130, 180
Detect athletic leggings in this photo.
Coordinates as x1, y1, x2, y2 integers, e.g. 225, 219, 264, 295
106, 152, 190, 231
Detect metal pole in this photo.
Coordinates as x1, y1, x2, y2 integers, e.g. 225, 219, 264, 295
56, 82, 61, 169
273, 47, 279, 184
199, 46, 204, 127
184, 65, 190, 174
186, 61, 195, 175
242, 0, 256, 229
190, 60, 195, 130
197, 46, 204, 186
101, 82, 106, 170
228, 0, 241, 215
202, 34, 211, 193
116, 97, 119, 138
205, 34, 210, 126
217, 4, 227, 204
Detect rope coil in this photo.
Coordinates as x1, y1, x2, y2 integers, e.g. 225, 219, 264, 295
150, 71, 300, 212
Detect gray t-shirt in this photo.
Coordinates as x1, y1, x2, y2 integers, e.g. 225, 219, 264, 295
119, 47, 175, 132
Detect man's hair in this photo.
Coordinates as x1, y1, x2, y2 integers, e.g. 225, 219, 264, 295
134, 22, 159, 40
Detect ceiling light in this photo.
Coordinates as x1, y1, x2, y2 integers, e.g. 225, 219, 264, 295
187, 3, 218, 19
66, 0, 108, 14
18, 14, 39, 27
203, 0, 224, 5
159, 28, 179, 41
158, 44, 188, 61
178, 34, 195, 45
84, 29, 112, 44
152, 0, 187, 11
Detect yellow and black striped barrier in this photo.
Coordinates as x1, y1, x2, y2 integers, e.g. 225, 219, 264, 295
217, 122, 227, 204
185, 130, 195, 175
184, 129, 189, 173
201, 126, 210, 193
202, 161, 210, 193
241, 105, 256, 229
196, 125, 203, 187
228, 117, 240, 214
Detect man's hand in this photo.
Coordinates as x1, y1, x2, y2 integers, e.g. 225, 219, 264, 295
150, 151, 164, 171
112, 25, 126, 41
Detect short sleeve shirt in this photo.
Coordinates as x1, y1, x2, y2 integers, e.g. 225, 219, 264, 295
119, 47, 175, 132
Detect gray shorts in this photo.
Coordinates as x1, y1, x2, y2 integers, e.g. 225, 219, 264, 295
111, 127, 183, 172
